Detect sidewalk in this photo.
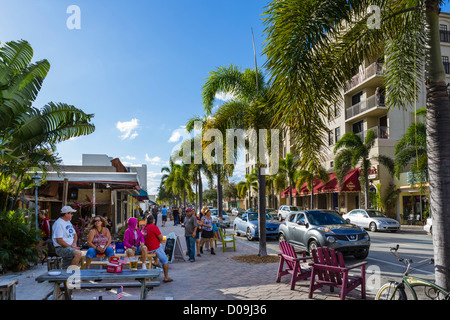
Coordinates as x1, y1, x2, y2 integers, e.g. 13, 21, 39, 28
1, 215, 370, 301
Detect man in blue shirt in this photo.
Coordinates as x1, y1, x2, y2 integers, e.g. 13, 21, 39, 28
161, 205, 168, 227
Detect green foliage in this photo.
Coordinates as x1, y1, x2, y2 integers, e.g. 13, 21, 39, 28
0, 210, 40, 272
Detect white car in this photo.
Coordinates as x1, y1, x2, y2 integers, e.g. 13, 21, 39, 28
277, 205, 302, 220
343, 209, 400, 232
231, 207, 244, 215
424, 217, 432, 234
210, 209, 231, 228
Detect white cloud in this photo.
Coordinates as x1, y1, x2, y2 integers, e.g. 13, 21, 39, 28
123, 155, 136, 161
116, 118, 139, 140
215, 91, 235, 102
147, 171, 163, 195
145, 154, 169, 166
168, 126, 189, 143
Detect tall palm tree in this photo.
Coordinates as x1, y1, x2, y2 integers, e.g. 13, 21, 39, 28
278, 153, 299, 206
294, 163, 329, 210
394, 108, 428, 182
263, 0, 450, 290
237, 168, 258, 209
202, 64, 278, 256
0, 40, 95, 209
334, 130, 394, 209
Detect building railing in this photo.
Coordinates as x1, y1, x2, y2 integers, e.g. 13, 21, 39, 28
345, 62, 384, 92
345, 94, 386, 119
355, 126, 389, 141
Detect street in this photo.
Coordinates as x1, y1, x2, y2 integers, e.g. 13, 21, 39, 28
228, 222, 434, 297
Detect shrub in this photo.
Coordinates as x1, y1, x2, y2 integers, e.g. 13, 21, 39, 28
0, 210, 40, 272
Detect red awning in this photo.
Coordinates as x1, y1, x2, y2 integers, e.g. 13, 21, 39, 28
281, 186, 299, 198
320, 169, 360, 193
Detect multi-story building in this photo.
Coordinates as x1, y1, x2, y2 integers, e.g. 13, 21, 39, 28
275, 12, 450, 223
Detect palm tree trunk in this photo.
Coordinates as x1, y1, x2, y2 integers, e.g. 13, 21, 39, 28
217, 165, 223, 218
198, 171, 203, 213
258, 166, 267, 256
425, 0, 450, 291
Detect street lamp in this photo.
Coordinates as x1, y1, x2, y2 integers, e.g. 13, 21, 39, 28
31, 172, 42, 231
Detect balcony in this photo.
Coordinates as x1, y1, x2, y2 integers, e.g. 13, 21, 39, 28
344, 62, 384, 94
355, 126, 389, 141
345, 94, 387, 122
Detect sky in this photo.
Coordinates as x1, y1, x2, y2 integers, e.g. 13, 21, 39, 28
2, 1, 450, 195
0, 0, 270, 194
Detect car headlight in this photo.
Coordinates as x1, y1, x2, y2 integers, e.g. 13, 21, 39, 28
327, 236, 336, 243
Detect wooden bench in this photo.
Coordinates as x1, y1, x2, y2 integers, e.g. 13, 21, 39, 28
0, 279, 18, 300
213, 227, 236, 252
79, 251, 156, 269
36, 269, 161, 300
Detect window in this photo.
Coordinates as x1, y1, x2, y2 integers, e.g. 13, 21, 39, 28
351, 91, 363, 106
335, 127, 340, 142
296, 213, 306, 224
443, 56, 450, 74
328, 130, 334, 146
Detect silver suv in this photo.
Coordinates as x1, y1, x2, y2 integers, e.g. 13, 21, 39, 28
278, 210, 370, 259
278, 205, 302, 220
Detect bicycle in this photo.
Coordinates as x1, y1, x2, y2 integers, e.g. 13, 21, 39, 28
375, 245, 450, 300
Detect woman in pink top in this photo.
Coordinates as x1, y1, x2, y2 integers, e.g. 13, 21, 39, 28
123, 217, 148, 269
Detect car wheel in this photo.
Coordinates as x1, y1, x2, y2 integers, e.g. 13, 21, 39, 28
278, 232, 286, 243
234, 225, 240, 236
308, 240, 319, 255
246, 228, 254, 241
369, 222, 377, 232
354, 248, 369, 259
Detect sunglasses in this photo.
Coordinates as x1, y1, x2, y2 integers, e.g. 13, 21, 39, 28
94, 219, 101, 222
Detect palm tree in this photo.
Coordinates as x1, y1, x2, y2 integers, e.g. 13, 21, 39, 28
237, 168, 258, 209
263, 0, 450, 290
278, 153, 299, 206
334, 130, 394, 209
0, 40, 95, 210
394, 108, 427, 182
294, 163, 329, 210
202, 64, 278, 256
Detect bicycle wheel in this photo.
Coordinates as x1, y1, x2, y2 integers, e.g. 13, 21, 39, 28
375, 282, 407, 300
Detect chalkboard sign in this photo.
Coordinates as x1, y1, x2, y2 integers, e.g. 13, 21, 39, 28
163, 232, 185, 263
164, 238, 175, 263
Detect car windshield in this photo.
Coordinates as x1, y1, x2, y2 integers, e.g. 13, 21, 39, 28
211, 210, 227, 216
246, 212, 272, 221
306, 211, 345, 225
366, 210, 387, 218
289, 206, 300, 211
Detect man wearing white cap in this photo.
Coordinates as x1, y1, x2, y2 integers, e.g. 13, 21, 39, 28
52, 206, 82, 268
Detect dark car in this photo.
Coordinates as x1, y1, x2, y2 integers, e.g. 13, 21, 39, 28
278, 210, 370, 259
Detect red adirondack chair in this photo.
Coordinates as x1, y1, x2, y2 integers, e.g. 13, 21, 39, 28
276, 241, 313, 290
308, 247, 367, 300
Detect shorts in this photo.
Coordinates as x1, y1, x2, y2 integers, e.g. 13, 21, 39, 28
126, 245, 147, 256
55, 246, 77, 259
86, 247, 115, 259
202, 230, 214, 239
162, 215, 167, 221
150, 246, 168, 265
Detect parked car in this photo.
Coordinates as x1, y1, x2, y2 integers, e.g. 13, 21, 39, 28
424, 216, 432, 234
231, 207, 244, 216
342, 209, 400, 232
233, 211, 281, 241
210, 209, 231, 228
277, 205, 302, 220
278, 210, 370, 259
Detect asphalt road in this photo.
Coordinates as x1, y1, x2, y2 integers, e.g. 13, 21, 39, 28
225, 218, 434, 297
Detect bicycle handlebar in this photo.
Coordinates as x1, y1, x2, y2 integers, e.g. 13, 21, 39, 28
390, 244, 434, 271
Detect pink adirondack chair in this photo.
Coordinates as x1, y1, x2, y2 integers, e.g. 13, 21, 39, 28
276, 241, 313, 290
308, 247, 367, 300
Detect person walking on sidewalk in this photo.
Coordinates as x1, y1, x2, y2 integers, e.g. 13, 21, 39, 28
199, 207, 215, 255
151, 205, 159, 226
161, 205, 168, 227
172, 206, 180, 226
184, 208, 198, 262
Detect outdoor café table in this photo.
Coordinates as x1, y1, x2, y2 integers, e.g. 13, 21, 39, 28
35, 268, 160, 300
